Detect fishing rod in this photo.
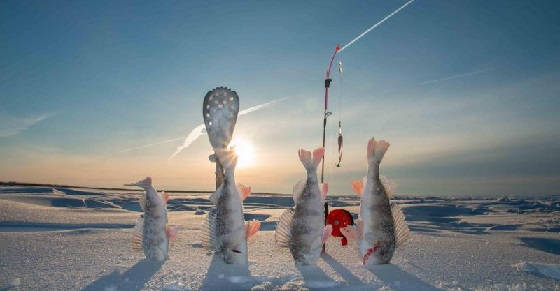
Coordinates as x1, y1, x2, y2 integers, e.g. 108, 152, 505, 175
320, 45, 340, 184
321, 45, 339, 253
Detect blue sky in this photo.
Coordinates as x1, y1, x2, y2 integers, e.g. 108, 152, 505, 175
1, 0, 559, 196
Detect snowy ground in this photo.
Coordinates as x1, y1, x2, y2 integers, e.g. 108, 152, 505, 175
0, 186, 559, 290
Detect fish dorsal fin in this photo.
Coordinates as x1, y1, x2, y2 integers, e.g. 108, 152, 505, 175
131, 215, 144, 252
201, 208, 218, 251
209, 184, 225, 205
319, 183, 328, 200
351, 180, 363, 196
237, 184, 251, 201
245, 220, 260, 240
380, 176, 396, 198
292, 180, 306, 205
275, 208, 295, 247
391, 202, 410, 248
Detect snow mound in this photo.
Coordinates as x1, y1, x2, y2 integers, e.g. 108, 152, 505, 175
513, 261, 560, 280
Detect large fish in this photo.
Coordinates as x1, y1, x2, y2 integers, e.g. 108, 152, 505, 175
341, 137, 409, 265
202, 149, 260, 264
125, 177, 177, 262
275, 147, 332, 265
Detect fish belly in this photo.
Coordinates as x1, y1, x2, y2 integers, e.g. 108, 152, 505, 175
290, 200, 324, 265
143, 215, 168, 261
360, 202, 396, 264
216, 189, 246, 264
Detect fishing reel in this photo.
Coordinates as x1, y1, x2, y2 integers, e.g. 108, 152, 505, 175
326, 209, 354, 246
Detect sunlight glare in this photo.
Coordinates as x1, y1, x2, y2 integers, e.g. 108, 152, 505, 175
229, 137, 255, 168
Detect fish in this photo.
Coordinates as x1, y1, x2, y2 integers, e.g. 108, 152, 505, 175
125, 177, 177, 262
275, 147, 332, 265
340, 137, 409, 265
201, 149, 260, 264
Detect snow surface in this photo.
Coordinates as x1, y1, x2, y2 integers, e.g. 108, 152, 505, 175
0, 186, 559, 290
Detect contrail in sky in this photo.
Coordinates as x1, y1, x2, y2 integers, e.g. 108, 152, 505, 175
419, 68, 492, 85
167, 97, 288, 160
338, 0, 416, 53
117, 137, 184, 153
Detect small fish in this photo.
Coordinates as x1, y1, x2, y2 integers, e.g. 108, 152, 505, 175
202, 149, 260, 264
125, 177, 177, 262
341, 138, 409, 265
275, 147, 332, 265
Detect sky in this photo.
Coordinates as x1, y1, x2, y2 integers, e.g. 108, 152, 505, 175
1, 0, 559, 197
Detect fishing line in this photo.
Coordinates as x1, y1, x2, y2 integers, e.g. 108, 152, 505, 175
335, 60, 344, 168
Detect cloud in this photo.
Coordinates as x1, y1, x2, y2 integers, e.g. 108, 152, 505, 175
0, 112, 56, 138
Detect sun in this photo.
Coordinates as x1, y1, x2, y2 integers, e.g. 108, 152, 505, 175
229, 137, 255, 168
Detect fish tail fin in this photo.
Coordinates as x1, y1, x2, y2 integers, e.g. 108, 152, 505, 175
298, 147, 324, 170
367, 137, 390, 164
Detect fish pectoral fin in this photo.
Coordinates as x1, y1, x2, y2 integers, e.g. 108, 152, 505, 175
166, 225, 178, 240
351, 180, 363, 196
322, 224, 333, 244
131, 216, 144, 252
237, 184, 252, 201
319, 183, 328, 200
161, 191, 169, 204
245, 220, 260, 240
275, 208, 295, 247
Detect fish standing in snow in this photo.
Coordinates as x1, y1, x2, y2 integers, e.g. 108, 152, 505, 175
202, 149, 260, 264
125, 177, 176, 262
341, 137, 409, 265
275, 147, 332, 265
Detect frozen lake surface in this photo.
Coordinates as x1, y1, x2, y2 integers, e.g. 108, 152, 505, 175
0, 186, 559, 290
